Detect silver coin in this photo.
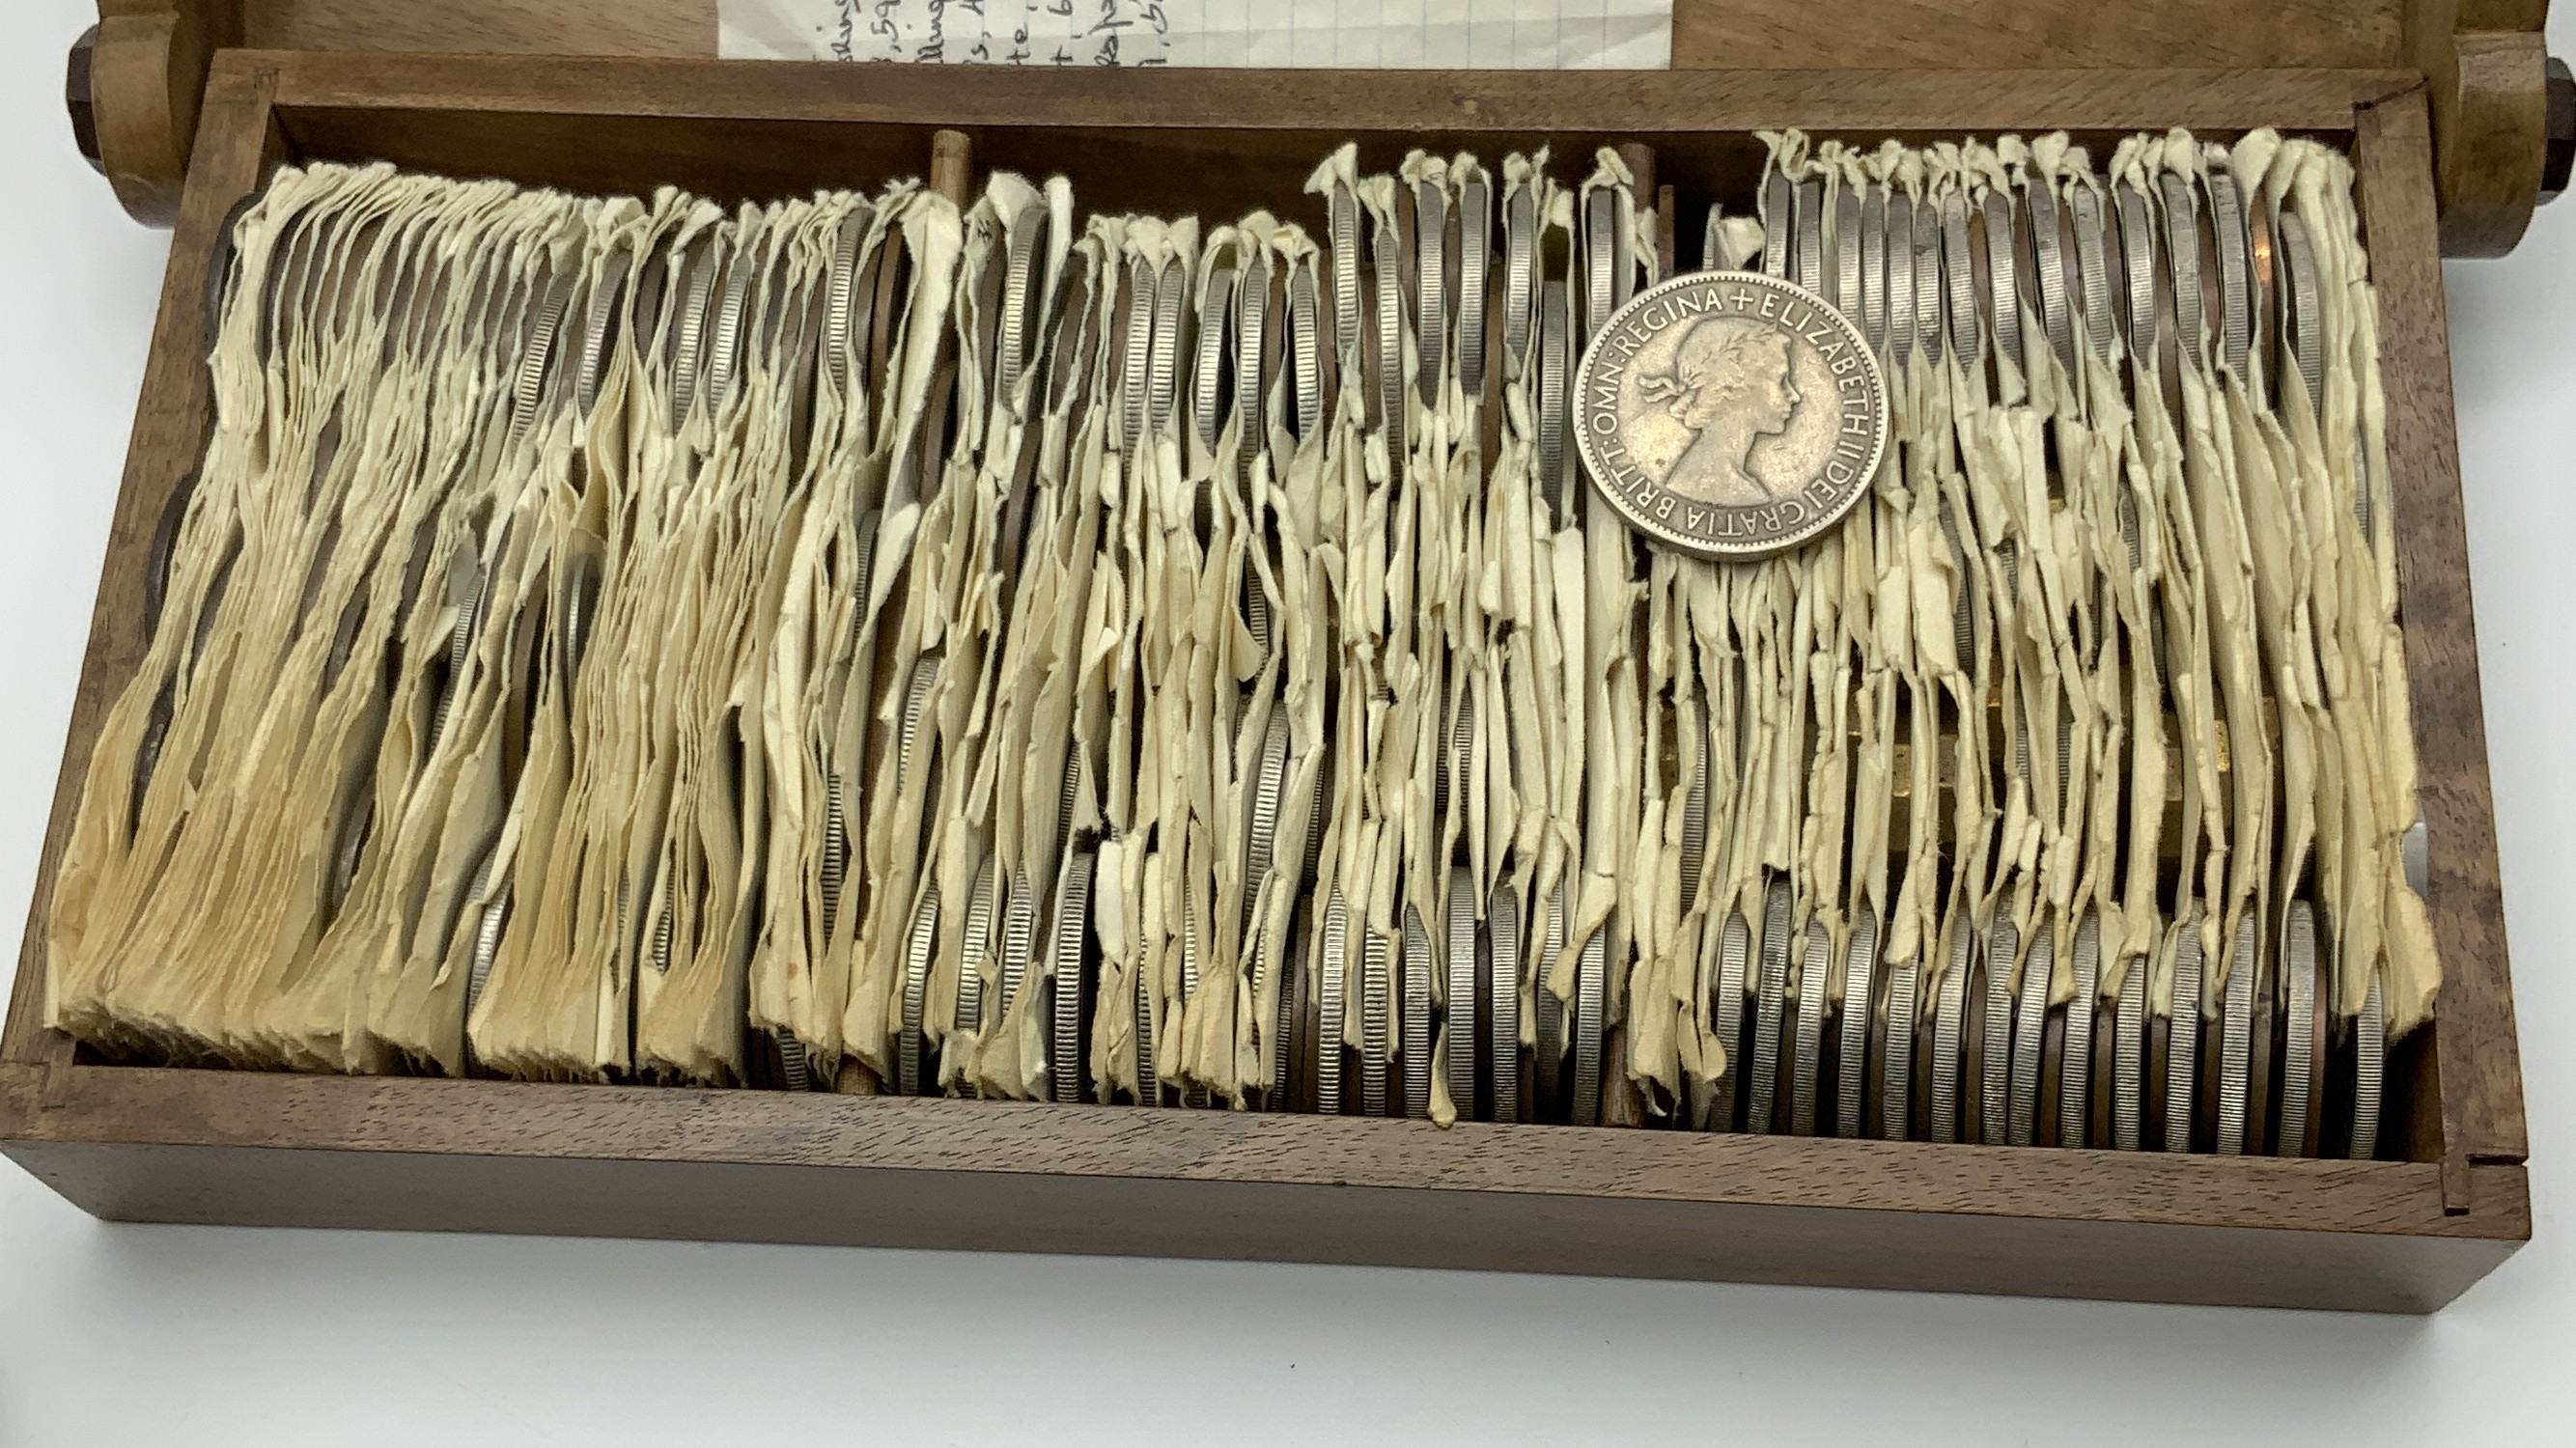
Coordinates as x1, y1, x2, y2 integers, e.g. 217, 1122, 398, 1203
1749, 877, 1793, 1134
668, 241, 718, 433
959, 855, 997, 1037
1049, 851, 1094, 1104
1538, 879, 1568, 1116
1290, 266, 1323, 440
1886, 191, 1917, 371
1403, 904, 1433, 1120
1236, 250, 1272, 471
2278, 900, 2321, 1157
1120, 257, 1156, 453
1701, 202, 1725, 274
899, 882, 941, 1097
2113, 181, 2160, 376
849, 503, 882, 634
1191, 265, 1237, 456
1301, 738, 1332, 903
776, 1031, 813, 1092
1373, 223, 1406, 446
2060, 910, 2101, 1148
1572, 270, 1890, 562
1981, 187, 2023, 380
1677, 747, 1709, 915
1244, 709, 1291, 929
1362, 924, 1391, 1117
1982, 913, 2016, 1146
997, 873, 1038, 1018
2008, 915, 2051, 1148
1791, 917, 1830, 1136
1330, 183, 1361, 365
466, 871, 509, 1018
821, 210, 867, 398
2350, 967, 2385, 1160
2115, 938, 2147, 1150
1836, 905, 1877, 1138
1489, 883, 1521, 1124
998, 201, 1049, 405
1460, 177, 1491, 397
1792, 178, 1827, 299
1445, 866, 1478, 1117
1272, 911, 1298, 1109
2157, 172, 2207, 376
707, 257, 751, 411
897, 654, 939, 796
1833, 182, 1862, 322
1504, 182, 1537, 365
1881, 953, 1918, 1140
1585, 187, 1619, 342
2279, 210, 2325, 412
2027, 180, 2074, 381
1317, 886, 1349, 1114
1571, 917, 1608, 1127
1940, 190, 1979, 372
431, 570, 487, 751
1537, 280, 1570, 526
1431, 675, 1454, 830
1930, 923, 1970, 1144
2218, 908, 2258, 1155
1051, 742, 1083, 878
1711, 908, 1750, 1130
1941, 498, 1974, 682
1150, 258, 1187, 437
2070, 184, 2114, 366
1416, 178, 1448, 404
507, 277, 574, 453
1911, 197, 1944, 363
1180, 875, 1201, 1003
820, 776, 849, 942
2167, 912, 2204, 1153
1760, 169, 1795, 281
1448, 681, 1477, 841
1134, 924, 1160, 1106
1858, 185, 1888, 358
2208, 170, 2254, 381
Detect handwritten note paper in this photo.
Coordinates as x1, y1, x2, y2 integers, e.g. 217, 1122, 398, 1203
720, 0, 1673, 70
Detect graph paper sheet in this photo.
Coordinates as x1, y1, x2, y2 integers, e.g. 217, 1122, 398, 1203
719, 0, 1673, 69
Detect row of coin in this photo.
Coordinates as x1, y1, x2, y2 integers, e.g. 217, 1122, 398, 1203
46, 133, 2426, 1162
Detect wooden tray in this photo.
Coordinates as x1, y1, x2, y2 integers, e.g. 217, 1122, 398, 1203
0, 48, 2534, 1312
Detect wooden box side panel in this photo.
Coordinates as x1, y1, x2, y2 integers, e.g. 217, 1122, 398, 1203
2358, 88, 2530, 1184
0, 1132, 2521, 1313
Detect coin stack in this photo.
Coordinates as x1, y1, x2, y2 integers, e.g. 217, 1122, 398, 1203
44, 126, 2425, 1160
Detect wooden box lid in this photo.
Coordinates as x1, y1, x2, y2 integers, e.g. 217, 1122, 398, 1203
64, 0, 2573, 253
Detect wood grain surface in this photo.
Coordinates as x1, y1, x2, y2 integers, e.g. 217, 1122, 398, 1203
2360, 91, 2532, 1195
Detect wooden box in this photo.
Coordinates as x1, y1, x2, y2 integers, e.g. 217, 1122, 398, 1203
7, 0, 2552, 1312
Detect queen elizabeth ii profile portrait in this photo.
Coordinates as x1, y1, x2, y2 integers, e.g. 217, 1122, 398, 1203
1637, 315, 1806, 508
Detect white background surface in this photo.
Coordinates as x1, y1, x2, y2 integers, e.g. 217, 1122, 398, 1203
2, 1, 2569, 1439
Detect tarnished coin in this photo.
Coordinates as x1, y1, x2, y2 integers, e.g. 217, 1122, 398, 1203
1488, 884, 1521, 1125
1572, 271, 1890, 561
1710, 909, 1750, 1131
1791, 918, 1830, 1136
1445, 866, 1478, 1117
1403, 904, 1433, 1121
